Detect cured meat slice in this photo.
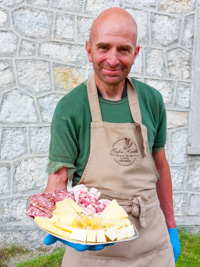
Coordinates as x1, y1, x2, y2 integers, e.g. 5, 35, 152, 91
52, 190, 75, 202
29, 194, 55, 210
26, 205, 52, 218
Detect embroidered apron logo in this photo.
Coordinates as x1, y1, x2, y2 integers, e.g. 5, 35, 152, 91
110, 138, 139, 166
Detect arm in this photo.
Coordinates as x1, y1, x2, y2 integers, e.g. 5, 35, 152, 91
45, 166, 68, 192
152, 148, 176, 229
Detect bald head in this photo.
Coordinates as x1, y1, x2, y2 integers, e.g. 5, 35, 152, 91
89, 8, 138, 46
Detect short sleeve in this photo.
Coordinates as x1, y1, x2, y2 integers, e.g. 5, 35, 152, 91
48, 112, 78, 164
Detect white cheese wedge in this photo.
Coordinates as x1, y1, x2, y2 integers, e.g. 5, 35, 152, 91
101, 218, 131, 227
87, 230, 97, 243
55, 198, 84, 215
70, 228, 88, 242
105, 228, 117, 241
96, 230, 106, 243
125, 225, 135, 238
34, 216, 71, 239
115, 225, 135, 240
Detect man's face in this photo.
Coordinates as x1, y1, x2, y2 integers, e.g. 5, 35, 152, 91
86, 19, 140, 87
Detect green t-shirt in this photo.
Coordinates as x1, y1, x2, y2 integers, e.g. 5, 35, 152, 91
46, 78, 167, 186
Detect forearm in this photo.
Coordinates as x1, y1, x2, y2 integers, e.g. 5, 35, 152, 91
45, 166, 68, 192
153, 149, 176, 229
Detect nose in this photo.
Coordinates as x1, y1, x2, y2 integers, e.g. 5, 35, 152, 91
107, 49, 119, 67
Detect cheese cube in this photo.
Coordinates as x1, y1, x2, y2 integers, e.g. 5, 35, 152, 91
70, 228, 88, 242
87, 230, 97, 243
96, 230, 106, 243
105, 228, 117, 241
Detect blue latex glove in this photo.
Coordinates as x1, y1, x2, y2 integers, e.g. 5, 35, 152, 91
44, 234, 114, 252
168, 228, 181, 262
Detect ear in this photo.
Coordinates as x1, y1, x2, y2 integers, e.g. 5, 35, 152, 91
85, 41, 92, 62
131, 45, 140, 65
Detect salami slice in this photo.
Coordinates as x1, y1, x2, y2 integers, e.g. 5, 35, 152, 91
29, 194, 55, 210
26, 205, 52, 218
52, 190, 75, 202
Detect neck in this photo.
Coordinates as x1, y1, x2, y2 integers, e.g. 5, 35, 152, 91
95, 76, 125, 101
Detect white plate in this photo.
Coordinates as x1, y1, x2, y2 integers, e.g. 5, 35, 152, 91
35, 221, 139, 246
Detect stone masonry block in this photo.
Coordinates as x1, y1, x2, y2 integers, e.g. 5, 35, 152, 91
0, 31, 18, 56
167, 49, 192, 79
0, 7, 10, 28
173, 193, 189, 216
14, 157, 48, 192
0, 229, 50, 250
30, 127, 50, 153
170, 166, 187, 191
187, 165, 200, 192
127, 9, 149, 44
175, 82, 191, 108
27, 0, 50, 7
54, 64, 85, 91
0, 0, 24, 7
171, 129, 188, 164
16, 60, 51, 95
19, 40, 36, 56
52, 0, 84, 12
0, 90, 39, 123
144, 79, 174, 105
159, 0, 195, 14
181, 15, 194, 49
39, 42, 87, 65
130, 47, 143, 75
0, 164, 10, 195
145, 48, 166, 78
124, 0, 157, 8
189, 195, 200, 216
151, 14, 181, 46
0, 60, 15, 91
55, 13, 75, 41
85, 0, 121, 15
0, 127, 27, 160
77, 17, 94, 43
167, 111, 188, 129
37, 94, 63, 123
13, 7, 53, 39
0, 196, 30, 223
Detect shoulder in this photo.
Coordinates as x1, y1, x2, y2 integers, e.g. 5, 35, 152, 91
54, 81, 88, 119
130, 78, 163, 101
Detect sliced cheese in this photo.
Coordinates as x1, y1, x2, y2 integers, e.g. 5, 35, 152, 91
70, 228, 88, 242
115, 225, 135, 240
96, 230, 106, 243
87, 230, 97, 243
101, 219, 131, 228
105, 228, 117, 241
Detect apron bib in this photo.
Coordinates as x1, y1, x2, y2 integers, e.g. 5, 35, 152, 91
62, 74, 175, 267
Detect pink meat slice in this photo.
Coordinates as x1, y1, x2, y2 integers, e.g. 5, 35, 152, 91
52, 190, 75, 202
29, 194, 55, 210
26, 205, 52, 218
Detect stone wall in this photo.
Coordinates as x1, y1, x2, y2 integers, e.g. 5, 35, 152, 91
0, 0, 199, 249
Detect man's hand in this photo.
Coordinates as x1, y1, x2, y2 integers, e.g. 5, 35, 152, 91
168, 228, 181, 262
44, 234, 114, 252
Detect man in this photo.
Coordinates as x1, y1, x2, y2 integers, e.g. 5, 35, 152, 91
44, 7, 180, 266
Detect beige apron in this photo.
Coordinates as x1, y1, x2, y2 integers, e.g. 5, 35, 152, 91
62, 74, 175, 267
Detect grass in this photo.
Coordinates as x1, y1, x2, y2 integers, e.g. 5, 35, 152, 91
0, 228, 199, 266
176, 227, 200, 266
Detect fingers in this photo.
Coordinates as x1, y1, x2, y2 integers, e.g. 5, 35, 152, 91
44, 234, 58, 245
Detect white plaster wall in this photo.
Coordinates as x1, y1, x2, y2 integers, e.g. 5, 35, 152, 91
0, 0, 199, 249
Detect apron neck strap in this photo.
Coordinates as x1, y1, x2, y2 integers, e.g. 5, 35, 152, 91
87, 73, 142, 124
87, 73, 102, 122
